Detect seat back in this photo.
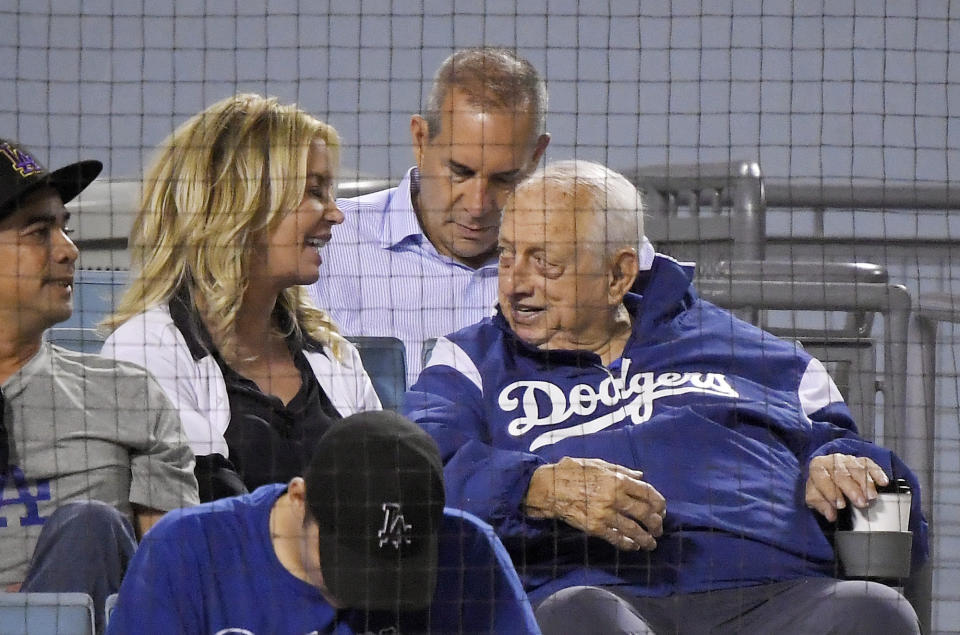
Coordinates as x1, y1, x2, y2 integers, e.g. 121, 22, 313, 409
421, 337, 438, 369
104, 593, 118, 627
345, 336, 407, 412
0, 592, 95, 635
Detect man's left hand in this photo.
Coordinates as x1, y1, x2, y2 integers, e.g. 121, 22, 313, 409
805, 453, 890, 522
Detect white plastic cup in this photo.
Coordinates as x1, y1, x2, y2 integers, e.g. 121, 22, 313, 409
850, 478, 911, 533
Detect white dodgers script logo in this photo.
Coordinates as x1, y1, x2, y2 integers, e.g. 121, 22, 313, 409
377, 503, 412, 549
499, 358, 740, 451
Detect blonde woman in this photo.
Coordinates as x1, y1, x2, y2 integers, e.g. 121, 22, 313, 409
101, 94, 380, 502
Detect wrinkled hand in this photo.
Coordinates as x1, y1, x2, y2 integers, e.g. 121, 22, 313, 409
806, 453, 890, 522
524, 456, 666, 551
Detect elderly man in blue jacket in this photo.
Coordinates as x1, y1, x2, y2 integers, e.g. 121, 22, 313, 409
404, 159, 927, 634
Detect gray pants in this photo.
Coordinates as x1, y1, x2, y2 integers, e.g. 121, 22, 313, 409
20, 500, 137, 633
534, 578, 920, 635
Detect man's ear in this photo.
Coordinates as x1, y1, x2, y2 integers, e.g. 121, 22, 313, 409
608, 248, 639, 302
410, 115, 429, 167
287, 477, 307, 509
529, 133, 550, 168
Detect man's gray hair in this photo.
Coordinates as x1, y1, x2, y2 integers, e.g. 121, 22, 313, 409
424, 47, 547, 142
523, 160, 645, 258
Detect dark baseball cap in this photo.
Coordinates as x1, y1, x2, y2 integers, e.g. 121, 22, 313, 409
0, 139, 102, 222
305, 410, 445, 611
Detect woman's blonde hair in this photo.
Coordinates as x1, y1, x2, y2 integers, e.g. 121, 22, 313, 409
101, 93, 346, 359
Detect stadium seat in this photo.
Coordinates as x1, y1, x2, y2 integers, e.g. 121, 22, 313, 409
345, 336, 407, 412
917, 292, 957, 501
422, 337, 438, 368
0, 592, 96, 635
104, 593, 118, 627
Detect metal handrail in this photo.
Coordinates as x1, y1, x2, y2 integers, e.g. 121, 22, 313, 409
765, 179, 960, 210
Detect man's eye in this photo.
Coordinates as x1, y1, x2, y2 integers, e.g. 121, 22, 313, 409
63, 227, 75, 236
534, 255, 563, 276
24, 225, 51, 238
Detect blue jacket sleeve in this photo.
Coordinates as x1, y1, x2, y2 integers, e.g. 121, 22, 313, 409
805, 412, 930, 569
404, 358, 551, 541
796, 359, 929, 568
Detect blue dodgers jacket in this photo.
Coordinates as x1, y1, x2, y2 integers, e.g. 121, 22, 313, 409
404, 255, 928, 603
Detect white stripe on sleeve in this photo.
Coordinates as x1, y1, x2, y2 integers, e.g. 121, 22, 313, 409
423, 337, 483, 393
798, 357, 846, 416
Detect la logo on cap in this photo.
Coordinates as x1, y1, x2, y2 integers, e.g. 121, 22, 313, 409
0, 142, 42, 177
377, 503, 412, 549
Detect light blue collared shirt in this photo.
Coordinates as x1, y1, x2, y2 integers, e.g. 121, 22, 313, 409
308, 168, 499, 386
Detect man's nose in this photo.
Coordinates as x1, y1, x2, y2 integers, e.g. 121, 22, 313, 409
53, 229, 79, 264
462, 178, 497, 219
508, 256, 534, 295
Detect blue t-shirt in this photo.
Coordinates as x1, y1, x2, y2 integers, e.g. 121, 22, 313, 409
108, 484, 539, 634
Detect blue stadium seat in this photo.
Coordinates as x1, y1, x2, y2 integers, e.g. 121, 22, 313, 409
345, 336, 407, 412
0, 592, 95, 635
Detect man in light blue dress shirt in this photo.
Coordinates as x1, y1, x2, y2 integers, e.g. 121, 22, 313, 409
308, 48, 551, 385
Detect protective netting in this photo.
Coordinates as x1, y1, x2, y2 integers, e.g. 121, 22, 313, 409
2, 1, 958, 632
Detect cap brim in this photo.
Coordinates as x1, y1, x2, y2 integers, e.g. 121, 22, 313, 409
46, 159, 103, 205
0, 158, 102, 223
318, 530, 439, 611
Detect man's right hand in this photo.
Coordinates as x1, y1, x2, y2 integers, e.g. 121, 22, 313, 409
524, 456, 666, 551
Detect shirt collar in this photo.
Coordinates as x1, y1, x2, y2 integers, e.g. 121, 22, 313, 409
379, 167, 498, 271
379, 167, 427, 249
638, 235, 656, 270
1, 339, 52, 398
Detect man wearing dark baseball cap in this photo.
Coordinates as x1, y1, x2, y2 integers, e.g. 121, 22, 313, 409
0, 139, 103, 219
108, 410, 540, 633
0, 139, 200, 631
306, 410, 444, 610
